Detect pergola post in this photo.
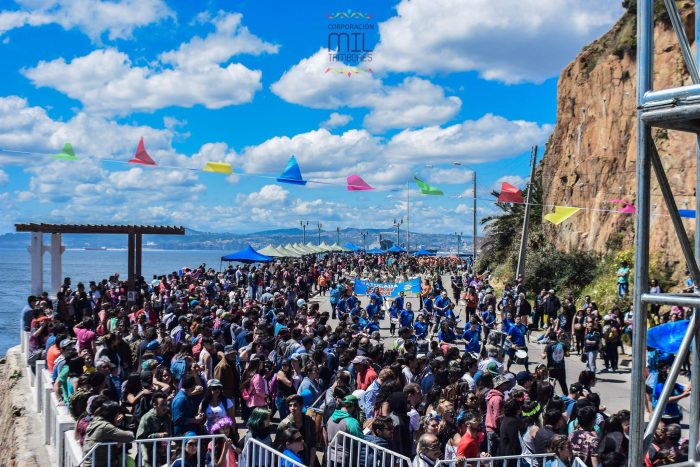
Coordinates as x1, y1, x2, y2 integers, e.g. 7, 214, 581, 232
135, 233, 142, 280
29, 232, 44, 295
127, 232, 135, 288
49, 233, 64, 296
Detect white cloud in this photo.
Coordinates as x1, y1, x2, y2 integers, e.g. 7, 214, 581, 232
159, 11, 278, 69
24, 48, 263, 115
0, 169, 8, 185
372, 0, 623, 83
493, 175, 527, 191
236, 184, 289, 207
271, 49, 461, 132
320, 112, 352, 129
0, 0, 173, 42
427, 168, 473, 185
386, 114, 553, 163
14, 190, 35, 202
455, 204, 470, 215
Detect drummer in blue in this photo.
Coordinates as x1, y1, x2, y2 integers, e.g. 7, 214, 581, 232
461, 318, 481, 354
414, 314, 429, 340
505, 315, 529, 372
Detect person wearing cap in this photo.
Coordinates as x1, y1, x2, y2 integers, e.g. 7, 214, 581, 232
199, 378, 236, 435
327, 395, 364, 463
485, 374, 508, 456
213, 344, 240, 402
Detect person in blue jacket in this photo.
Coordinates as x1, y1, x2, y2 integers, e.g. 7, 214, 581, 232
480, 305, 497, 340
346, 292, 360, 315
336, 295, 348, 320
414, 314, 429, 340
364, 314, 381, 334
389, 299, 401, 336
395, 292, 405, 312
462, 318, 481, 354
437, 320, 458, 344
434, 291, 452, 330
366, 296, 381, 319
399, 302, 415, 328
506, 315, 529, 372
329, 280, 345, 319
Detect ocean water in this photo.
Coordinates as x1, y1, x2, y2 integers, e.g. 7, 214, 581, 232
0, 248, 232, 356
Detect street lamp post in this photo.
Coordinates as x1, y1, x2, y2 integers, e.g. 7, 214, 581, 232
393, 218, 403, 246
455, 231, 462, 256
317, 223, 323, 245
300, 220, 309, 243
361, 230, 368, 251
336, 226, 340, 245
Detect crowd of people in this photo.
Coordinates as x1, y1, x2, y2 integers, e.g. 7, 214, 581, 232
19, 252, 696, 467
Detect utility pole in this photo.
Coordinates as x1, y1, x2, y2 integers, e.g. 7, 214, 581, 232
361, 231, 368, 251
336, 226, 340, 244
393, 218, 403, 246
300, 220, 309, 243
472, 171, 477, 263
455, 231, 462, 256
406, 179, 410, 253
317, 222, 323, 245
516, 145, 538, 281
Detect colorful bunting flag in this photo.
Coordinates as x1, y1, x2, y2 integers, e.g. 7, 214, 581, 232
618, 204, 636, 214
203, 162, 233, 174
413, 176, 443, 195
544, 206, 581, 225
52, 143, 78, 160
680, 209, 696, 218
497, 182, 524, 203
277, 155, 307, 185
128, 137, 157, 166
347, 174, 374, 191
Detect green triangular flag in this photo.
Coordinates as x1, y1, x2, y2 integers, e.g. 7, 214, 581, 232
52, 143, 78, 160
413, 175, 443, 195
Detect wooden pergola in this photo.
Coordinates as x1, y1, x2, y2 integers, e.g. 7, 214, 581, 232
15, 223, 185, 294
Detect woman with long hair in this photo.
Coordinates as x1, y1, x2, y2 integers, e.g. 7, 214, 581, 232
241, 357, 268, 416
520, 399, 542, 466
275, 360, 296, 419
240, 408, 273, 467
199, 379, 237, 436
275, 427, 305, 467
547, 435, 573, 467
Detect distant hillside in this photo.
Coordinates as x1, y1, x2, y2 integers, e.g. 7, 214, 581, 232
0, 228, 481, 253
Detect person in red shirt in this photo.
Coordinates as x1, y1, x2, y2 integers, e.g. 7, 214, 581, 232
353, 356, 377, 390
457, 411, 487, 460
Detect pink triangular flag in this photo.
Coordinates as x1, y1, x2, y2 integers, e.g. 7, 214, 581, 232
497, 182, 524, 203
618, 204, 636, 214
347, 174, 374, 191
128, 137, 157, 166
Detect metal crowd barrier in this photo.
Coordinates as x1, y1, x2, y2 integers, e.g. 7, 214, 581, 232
77, 433, 230, 467
326, 431, 412, 467
434, 453, 556, 467
240, 436, 306, 467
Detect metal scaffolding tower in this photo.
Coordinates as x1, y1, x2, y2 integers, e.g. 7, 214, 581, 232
631, 1, 700, 465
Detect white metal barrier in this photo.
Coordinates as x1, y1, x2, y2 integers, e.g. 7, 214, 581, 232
79, 433, 231, 467
240, 436, 305, 467
326, 431, 412, 467
434, 453, 556, 467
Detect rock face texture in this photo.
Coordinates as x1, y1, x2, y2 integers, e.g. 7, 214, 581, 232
541, 1, 697, 266
0, 347, 49, 467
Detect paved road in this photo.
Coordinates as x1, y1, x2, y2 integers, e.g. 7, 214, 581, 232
309, 283, 692, 424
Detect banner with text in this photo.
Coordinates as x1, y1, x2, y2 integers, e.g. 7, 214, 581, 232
354, 277, 421, 297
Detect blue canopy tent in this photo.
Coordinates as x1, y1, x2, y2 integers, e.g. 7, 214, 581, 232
387, 245, 406, 253
413, 248, 436, 256
366, 248, 385, 254
221, 245, 273, 263
647, 320, 692, 354
342, 242, 362, 252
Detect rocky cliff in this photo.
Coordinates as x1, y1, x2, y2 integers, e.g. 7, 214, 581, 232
541, 0, 697, 267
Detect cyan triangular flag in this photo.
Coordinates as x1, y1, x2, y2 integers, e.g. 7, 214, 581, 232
277, 155, 307, 185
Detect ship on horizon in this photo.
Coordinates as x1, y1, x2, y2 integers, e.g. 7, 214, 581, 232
83, 246, 107, 251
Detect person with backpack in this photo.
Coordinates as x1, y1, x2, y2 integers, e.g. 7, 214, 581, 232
542, 331, 570, 394
601, 317, 620, 373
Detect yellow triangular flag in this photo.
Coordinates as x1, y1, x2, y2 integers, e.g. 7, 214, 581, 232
203, 162, 233, 174
544, 206, 581, 225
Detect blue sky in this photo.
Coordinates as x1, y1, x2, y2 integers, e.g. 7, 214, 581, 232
0, 0, 623, 234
